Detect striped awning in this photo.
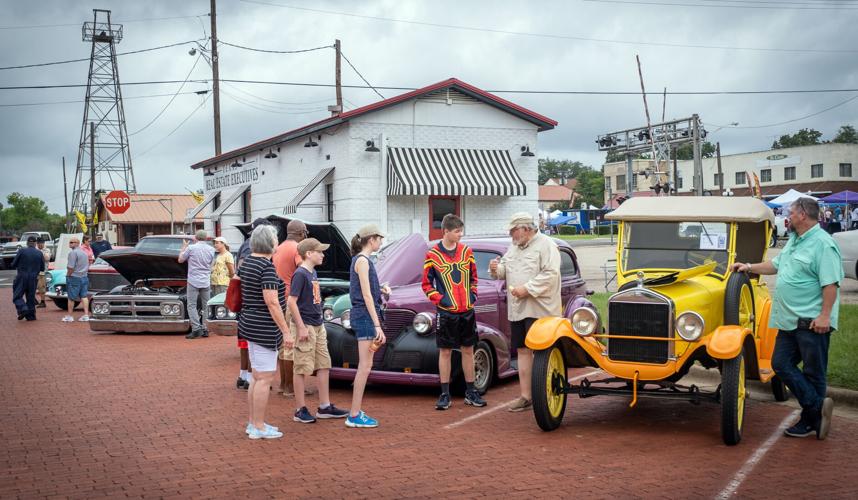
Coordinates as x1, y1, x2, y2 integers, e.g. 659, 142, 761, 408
284, 167, 335, 214
387, 148, 526, 196
207, 184, 250, 221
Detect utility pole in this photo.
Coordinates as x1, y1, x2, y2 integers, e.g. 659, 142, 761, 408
90, 121, 96, 234
210, 0, 222, 155
692, 113, 704, 196
625, 131, 634, 198
672, 148, 678, 195
332, 39, 343, 116
716, 142, 724, 195
62, 157, 70, 232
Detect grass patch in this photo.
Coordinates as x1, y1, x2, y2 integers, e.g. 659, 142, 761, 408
554, 234, 609, 241
585, 294, 857, 390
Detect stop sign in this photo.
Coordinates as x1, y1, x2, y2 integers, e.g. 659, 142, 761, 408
104, 190, 131, 215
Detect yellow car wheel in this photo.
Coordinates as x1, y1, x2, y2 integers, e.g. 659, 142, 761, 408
724, 272, 755, 336
720, 349, 746, 446
532, 345, 568, 432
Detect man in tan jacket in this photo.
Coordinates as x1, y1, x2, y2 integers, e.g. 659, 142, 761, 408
490, 212, 561, 412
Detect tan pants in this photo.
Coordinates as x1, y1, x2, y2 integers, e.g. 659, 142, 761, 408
291, 322, 332, 376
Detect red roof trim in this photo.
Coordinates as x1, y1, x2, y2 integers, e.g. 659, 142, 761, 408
190, 78, 557, 170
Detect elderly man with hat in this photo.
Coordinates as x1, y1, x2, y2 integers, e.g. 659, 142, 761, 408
11, 235, 45, 321
489, 212, 561, 412
273, 219, 310, 397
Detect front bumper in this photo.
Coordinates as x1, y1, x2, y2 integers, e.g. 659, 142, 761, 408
89, 318, 190, 333
205, 319, 237, 336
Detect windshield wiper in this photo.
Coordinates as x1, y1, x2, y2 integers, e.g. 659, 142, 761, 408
698, 222, 714, 247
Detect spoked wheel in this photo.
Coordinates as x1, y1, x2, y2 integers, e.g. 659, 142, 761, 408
472, 341, 494, 396
771, 374, 789, 402
720, 349, 747, 446
532, 345, 568, 431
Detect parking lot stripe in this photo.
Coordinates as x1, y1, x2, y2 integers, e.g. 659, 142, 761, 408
444, 369, 601, 430
716, 409, 799, 499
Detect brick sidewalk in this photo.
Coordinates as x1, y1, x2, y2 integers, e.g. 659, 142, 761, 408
2, 290, 857, 498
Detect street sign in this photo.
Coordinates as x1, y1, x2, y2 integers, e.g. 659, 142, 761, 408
104, 190, 131, 215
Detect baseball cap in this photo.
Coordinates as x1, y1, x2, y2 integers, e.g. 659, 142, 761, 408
26, 235, 37, 243
286, 219, 308, 236
357, 223, 385, 239
507, 212, 535, 231
297, 238, 329, 256
213, 236, 229, 249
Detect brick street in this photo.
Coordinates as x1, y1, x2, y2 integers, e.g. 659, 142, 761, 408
2, 289, 857, 499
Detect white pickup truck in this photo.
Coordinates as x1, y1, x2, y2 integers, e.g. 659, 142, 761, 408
0, 231, 56, 269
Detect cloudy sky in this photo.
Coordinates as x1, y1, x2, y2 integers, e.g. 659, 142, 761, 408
2, 0, 857, 214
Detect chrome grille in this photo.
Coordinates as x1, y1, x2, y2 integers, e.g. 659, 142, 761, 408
607, 292, 672, 364
94, 296, 183, 319
376, 309, 415, 366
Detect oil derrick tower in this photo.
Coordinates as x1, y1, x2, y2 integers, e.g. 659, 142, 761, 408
71, 9, 135, 226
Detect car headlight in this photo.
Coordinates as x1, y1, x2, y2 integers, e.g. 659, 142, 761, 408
340, 310, 351, 330
161, 303, 181, 316
323, 307, 334, 322
413, 312, 434, 335
571, 307, 598, 336
171, 304, 181, 315
45, 274, 53, 285
93, 302, 109, 314
676, 311, 705, 341
215, 306, 227, 319
227, 310, 236, 319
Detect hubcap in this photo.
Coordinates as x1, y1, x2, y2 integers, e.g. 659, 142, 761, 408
474, 348, 490, 389
738, 286, 754, 332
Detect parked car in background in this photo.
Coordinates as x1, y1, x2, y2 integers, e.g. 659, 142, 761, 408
833, 230, 858, 280
204, 215, 351, 335
1, 231, 56, 269
88, 235, 212, 333
323, 233, 593, 395
45, 248, 130, 310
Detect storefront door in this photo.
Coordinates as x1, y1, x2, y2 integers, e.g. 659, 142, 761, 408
428, 196, 460, 240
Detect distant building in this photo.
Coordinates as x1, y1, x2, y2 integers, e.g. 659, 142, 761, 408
538, 178, 579, 211
602, 143, 858, 202
96, 193, 204, 245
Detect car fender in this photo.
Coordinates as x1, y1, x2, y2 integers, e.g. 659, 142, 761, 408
563, 295, 595, 319
525, 317, 575, 351
475, 321, 511, 375
706, 325, 749, 360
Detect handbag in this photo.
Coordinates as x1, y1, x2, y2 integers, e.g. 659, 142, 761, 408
225, 276, 242, 312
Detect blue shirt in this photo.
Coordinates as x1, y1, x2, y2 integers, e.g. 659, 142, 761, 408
290, 266, 322, 326
771, 224, 843, 330
66, 247, 90, 277
11, 246, 45, 275
179, 242, 216, 289
91, 240, 112, 258
349, 254, 383, 323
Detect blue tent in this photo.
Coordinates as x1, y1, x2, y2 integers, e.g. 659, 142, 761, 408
764, 201, 780, 209
549, 215, 575, 226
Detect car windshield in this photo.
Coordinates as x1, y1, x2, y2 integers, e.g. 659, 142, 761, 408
135, 237, 211, 252
621, 221, 730, 275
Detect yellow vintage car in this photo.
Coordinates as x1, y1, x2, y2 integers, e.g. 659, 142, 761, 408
526, 197, 788, 445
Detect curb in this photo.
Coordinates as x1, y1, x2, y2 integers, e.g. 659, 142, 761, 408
688, 365, 858, 408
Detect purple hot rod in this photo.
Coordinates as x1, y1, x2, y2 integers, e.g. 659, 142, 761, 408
325, 233, 593, 394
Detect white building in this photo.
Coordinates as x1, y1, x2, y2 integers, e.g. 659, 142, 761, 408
603, 143, 857, 202
188, 78, 556, 246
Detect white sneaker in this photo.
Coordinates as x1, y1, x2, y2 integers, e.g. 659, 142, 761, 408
62, 316, 74, 322
78, 315, 90, 322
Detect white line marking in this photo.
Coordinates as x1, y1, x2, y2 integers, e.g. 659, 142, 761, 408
444, 368, 602, 430
716, 409, 800, 499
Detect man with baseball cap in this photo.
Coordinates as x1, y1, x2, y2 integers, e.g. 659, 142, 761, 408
489, 212, 561, 412
273, 219, 310, 397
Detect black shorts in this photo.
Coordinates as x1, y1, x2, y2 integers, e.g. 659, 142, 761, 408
510, 318, 537, 349
436, 310, 477, 349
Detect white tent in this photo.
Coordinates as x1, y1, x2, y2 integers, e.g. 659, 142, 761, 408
769, 189, 818, 206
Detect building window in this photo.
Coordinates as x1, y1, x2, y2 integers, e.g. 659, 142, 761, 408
761, 169, 771, 182
784, 166, 796, 181
631, 174, 638, 189
811, 164, 823, 178
840, 163, 852, 177
325, 183, 334, 223
604, 176, 611, 190
617, 174, 626, 191
241, 190, 251, 223
714, 173, 723, 186
677, 176, 683, 189
735, 172, 745, 185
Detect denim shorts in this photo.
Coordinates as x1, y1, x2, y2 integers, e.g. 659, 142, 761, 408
66, 276, 89, 301
350, 314, 376, 341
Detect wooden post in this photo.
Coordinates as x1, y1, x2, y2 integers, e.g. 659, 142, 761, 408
210, 0, 222, 155
334, 39, 342, 116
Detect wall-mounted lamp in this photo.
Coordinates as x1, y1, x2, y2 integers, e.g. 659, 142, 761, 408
520, 145, 535, 157
203, 169, 214, 177
264, 148, 278, 159
304, 136, 319, 148
230, 160, 242, 168
365, 140, 380, 153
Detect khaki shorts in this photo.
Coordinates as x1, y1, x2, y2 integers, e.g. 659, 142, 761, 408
37, 274, 46, 295
278, 308, 293, 360
291, 322, 331, 376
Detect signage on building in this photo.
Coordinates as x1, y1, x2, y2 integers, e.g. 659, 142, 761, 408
766, 154, 788, 161
205, 162, 261, 191
104, 190, 131, 215
756, 154, 800, 168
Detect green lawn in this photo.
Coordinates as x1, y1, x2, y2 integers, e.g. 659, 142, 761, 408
554, 234, 609, 241
585, 293, 857, 390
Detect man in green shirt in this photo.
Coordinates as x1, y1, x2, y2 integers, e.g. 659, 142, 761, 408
733, 197, 842, 440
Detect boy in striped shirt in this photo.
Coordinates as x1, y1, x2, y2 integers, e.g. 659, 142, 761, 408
422, 214, 487, 410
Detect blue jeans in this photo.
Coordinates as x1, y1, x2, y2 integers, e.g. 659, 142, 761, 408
350, 313, 376, 341
772, 328, 830, 414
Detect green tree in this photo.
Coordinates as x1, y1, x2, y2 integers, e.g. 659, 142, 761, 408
832, 125, 858, 144
771, 128, 823, 149
674, 141, 716, 160
538, 159, 604, 210
0, 193, 65, 236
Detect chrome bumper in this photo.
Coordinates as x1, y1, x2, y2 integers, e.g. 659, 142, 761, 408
89, 318, 191, 333
205, 319, 237, 336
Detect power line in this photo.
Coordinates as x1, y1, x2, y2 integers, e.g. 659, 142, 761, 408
583, 0, 858, 9
221, 82, 334, 108
0, 14, 209, 30
128, 53, 203, 136
709, 93, 858, 129
340, 51, 384, 99
0, 39, 206, 71
238, 0, 858, 53
220, 87, 328, 114
0, 91, 207, 107
218, 40, 333, 54
135, 92, 212, 158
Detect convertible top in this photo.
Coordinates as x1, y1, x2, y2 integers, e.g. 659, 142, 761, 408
605, 197, 775, 225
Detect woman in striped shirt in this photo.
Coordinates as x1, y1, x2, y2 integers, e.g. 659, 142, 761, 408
238, 225, 292, 440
